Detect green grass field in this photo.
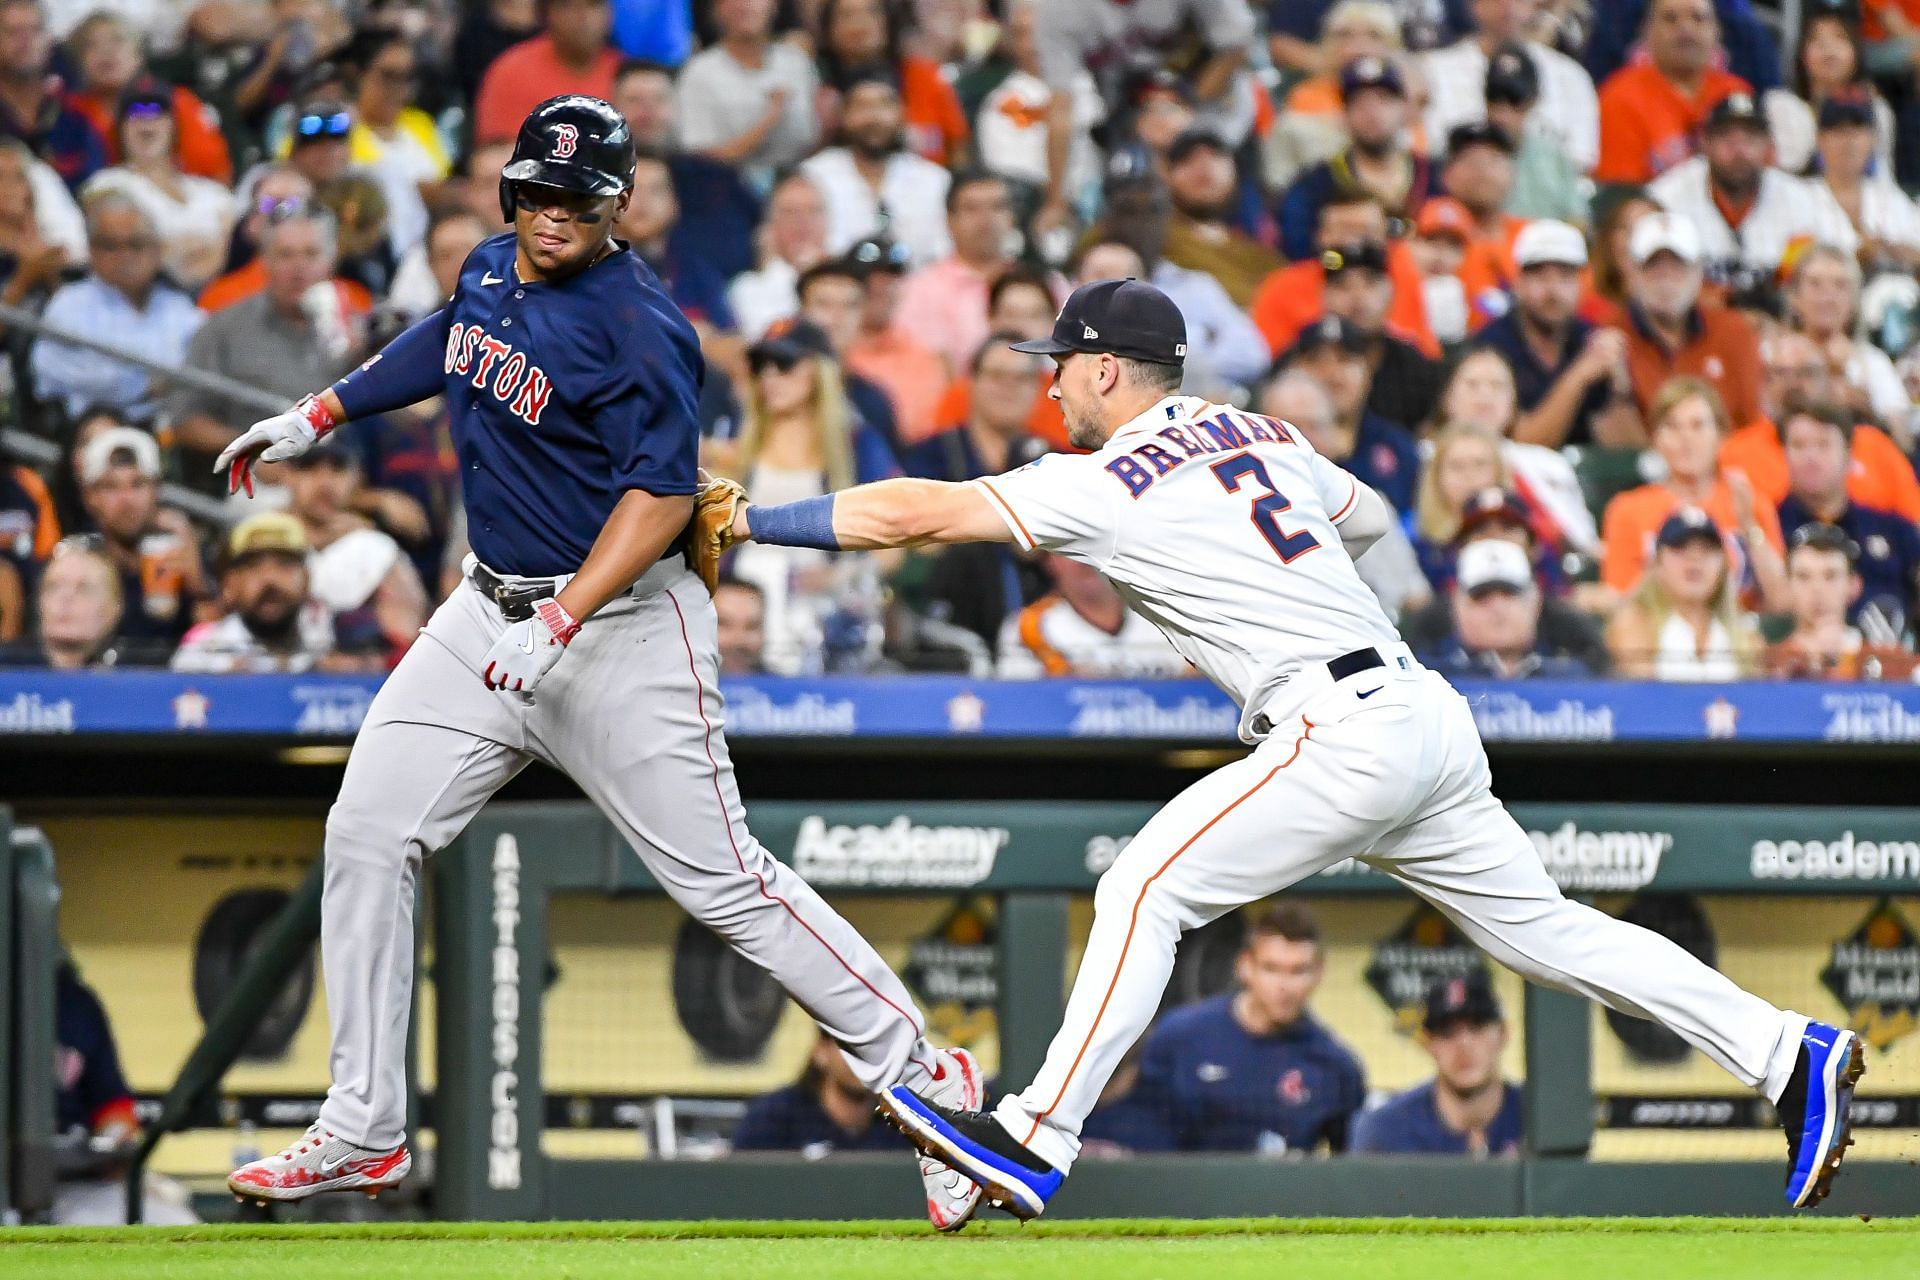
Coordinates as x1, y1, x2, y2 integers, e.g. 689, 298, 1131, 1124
2, 1218, 1913, 1280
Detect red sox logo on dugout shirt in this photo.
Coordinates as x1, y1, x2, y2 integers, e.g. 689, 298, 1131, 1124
443, 322, 555, 426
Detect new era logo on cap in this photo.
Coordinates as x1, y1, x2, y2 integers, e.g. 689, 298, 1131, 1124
1010, 278, 1187, 367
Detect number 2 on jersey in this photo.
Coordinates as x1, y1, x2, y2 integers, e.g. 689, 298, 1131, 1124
1209, 453, 1320, 563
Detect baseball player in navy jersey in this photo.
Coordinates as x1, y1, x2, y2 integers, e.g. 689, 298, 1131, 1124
718, 277, 1867, 1221
215, 96, 986, 1230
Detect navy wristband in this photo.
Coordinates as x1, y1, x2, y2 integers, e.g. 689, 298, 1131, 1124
746, 494, 841, 551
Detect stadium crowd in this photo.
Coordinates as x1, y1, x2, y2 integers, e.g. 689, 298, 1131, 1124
0, 0, 1916, 681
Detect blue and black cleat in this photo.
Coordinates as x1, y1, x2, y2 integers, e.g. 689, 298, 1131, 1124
1778, 1021, 1867, 1208
877, 1086, 1064, 1221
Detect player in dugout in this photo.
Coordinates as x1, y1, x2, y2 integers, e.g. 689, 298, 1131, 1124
1352, 971, 1524, 1156
1129, 903, 1365, 1154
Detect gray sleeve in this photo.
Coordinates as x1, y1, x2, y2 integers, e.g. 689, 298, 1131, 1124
1034, 2, 1093, 88
1192, 0, 1257, 47
673, 56, 727, 152
164, 318, 229, 426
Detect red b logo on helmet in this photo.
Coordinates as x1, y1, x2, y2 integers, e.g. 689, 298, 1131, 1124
552, 123, 578, 158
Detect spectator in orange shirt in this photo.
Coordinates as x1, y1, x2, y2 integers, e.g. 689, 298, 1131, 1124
929, 268, 1069, 450
1407, 197, 1475, 344
1620, 210, 1764, 425
65, 13, 231, 184
1440, 121, 1528, 334
816, 0, 969, 166
1720, 329, 1920, 521
843, 235, 949, 445
1594, 0, 1751, 184
1602, 375, 1787, 605
472, 0, 620, 146
1251, 191, 1438, 358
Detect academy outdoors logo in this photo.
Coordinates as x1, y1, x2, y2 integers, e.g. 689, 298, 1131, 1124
551, 123, 578, 158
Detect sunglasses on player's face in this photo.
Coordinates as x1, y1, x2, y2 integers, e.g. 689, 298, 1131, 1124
513, 184, 612, 223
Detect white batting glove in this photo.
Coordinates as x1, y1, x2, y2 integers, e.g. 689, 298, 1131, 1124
480, 598, 580, 696
212, 395, 336, 497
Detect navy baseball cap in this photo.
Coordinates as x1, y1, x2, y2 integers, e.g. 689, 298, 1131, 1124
1817, 89, 1876, 131
1320, 240, 1390, 276
1423, 971, 1502, 1033
1484, 42, 1539, 106
1340, 55, 1405, 102
1705, 92, 1767, 134
1166, 127, 1231, 167
1656, 506, 1724, 550
1286, 314, 1371, 359
1448, 120, 1515, 158
1456, 487, 1534, 544
1011, 278, 1188, 366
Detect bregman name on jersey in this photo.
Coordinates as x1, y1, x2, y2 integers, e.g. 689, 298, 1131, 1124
1104, 409, 1299, 498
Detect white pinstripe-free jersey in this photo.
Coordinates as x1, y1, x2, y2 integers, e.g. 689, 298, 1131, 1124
1421, 38, 1600, 172
1647, 158, 1859, 287
973, 396, 1400, 740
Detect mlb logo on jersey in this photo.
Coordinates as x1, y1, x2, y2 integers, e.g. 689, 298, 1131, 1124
444, 322, 554, 425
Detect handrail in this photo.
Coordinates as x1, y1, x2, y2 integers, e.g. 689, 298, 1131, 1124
124, 859, 323, 1223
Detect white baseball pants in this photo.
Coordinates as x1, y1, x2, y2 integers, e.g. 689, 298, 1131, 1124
318, 559, 940, 1150
994, 660, 1808, 1173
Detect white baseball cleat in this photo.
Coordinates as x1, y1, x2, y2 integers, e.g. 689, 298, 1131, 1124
227, 1123, 412, 1203
915, 1047, 986, 1231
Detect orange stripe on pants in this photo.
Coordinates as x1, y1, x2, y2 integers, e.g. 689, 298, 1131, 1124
1021, 722, 1315, 1142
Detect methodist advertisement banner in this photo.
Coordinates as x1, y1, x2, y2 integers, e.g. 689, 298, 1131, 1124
2, 671, 1918, 743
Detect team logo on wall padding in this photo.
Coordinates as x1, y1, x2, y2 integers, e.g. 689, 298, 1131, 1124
904, 898, 997, 1048
1364, 906, 1489, 1036
1821, 899, 1920, 1051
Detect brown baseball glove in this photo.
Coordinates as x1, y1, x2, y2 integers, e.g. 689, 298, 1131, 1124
689, 470, 748, 595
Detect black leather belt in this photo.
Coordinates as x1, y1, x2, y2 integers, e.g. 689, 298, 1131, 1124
469, 563, 559, 623
1326, 647, 1387, 682
1250, 648, 1389, 737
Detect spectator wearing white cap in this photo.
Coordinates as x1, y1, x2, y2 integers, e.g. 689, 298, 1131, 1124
1472, 220, 1643, 448
1420, 0, 1599, 173
1646, 93, 1856, 296
1416, 538, 1607, 678
72, 420, 209, 651
1620, 210, 1765, 426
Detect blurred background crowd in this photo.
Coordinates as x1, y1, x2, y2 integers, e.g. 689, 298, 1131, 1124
0, 0, 1916, 681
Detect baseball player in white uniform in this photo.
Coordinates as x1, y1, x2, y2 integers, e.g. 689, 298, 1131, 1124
722, 278, 1866, 1224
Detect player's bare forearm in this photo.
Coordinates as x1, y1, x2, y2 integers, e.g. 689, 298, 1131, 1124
736, 479, 1012, 551
557, 489, 696, 620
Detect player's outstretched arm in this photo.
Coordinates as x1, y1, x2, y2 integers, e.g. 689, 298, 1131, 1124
734, 479, 1014, 552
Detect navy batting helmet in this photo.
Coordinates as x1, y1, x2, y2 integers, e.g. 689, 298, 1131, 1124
498, 95, 636, 222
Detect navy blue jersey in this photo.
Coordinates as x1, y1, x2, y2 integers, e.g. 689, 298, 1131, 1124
1777, 496, 1920, 632
1131, 996, 1367, 1154
334, 233, 703, 578
1351, 1080, 1525, 1155
56, 965, 134, 1133
731, 1083, 901, 1154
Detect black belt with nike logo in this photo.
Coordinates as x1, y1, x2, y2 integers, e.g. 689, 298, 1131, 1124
1250, 648, 1390, 736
